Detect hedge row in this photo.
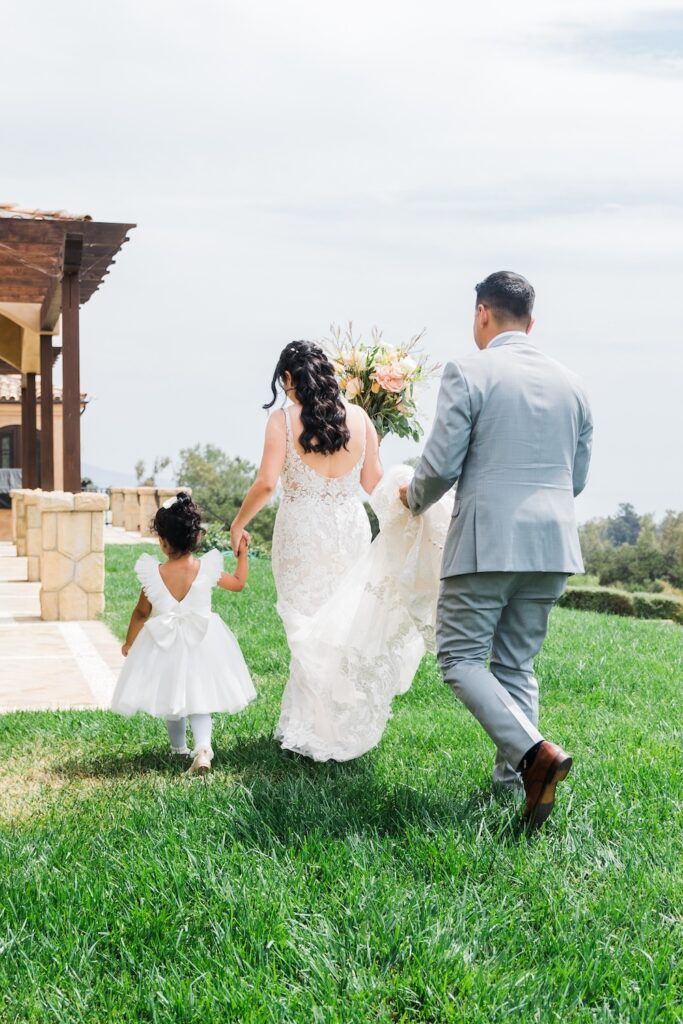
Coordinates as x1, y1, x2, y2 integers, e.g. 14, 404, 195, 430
559, 585, 683, 624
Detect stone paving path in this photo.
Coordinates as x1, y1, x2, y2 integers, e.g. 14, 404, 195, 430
104, 525, 150, 546
0, 541, 124, 713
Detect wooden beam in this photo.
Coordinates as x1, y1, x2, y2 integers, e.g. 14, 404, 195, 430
64, 234, 84, 273
40, 335, 55, 490
40, 263, 63, 333
21, 372, 38, 488
61, 270, 81, 493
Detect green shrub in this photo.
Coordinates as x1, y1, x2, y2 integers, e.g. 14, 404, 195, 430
632, 593, 683, 624
559, 585, 683, 623
197, 522, 269, 559
559, 586, 634, 617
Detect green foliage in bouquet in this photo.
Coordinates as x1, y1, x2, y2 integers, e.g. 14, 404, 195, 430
326, 323, 440, 442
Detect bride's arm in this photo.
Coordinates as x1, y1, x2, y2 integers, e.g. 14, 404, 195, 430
231, 411, 286, 554
360, 412, 383, 495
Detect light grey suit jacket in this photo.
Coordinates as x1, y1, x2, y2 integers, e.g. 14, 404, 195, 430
408, 332, 593, 578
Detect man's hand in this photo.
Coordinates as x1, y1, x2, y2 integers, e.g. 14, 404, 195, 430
399, 484, 410, 509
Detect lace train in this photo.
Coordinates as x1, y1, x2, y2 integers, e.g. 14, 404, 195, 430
275, 464, 451, 761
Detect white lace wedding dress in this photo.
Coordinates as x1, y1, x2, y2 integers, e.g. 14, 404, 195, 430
272, 408, 450, 761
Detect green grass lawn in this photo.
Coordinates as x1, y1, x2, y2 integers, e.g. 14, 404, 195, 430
1, 545, 682, 1023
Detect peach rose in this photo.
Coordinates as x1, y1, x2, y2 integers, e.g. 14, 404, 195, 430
372, 364, 405, 394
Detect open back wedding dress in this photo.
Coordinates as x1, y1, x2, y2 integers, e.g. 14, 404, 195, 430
272, 408, 450, 761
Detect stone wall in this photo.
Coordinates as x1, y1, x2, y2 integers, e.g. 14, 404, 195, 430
9, 488, 35, 556
110, 488, 125, 528
24, 491, 44, 581
39, 492, 108, 621
120, 487, 193, 537
157, 489, 193, 512
137, 486, 158, 537
122, 487, 140, 533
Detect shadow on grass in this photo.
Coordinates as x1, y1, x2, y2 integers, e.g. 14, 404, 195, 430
55, 748, 190, 778
53, 735, 528, 845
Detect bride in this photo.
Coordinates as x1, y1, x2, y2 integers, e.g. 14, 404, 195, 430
231, 340, 449, 761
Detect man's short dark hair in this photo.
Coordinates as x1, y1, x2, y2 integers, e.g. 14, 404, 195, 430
474, 271, 535, 321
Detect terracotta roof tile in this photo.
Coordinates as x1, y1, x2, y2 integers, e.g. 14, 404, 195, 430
0, 375, 88, 403
0, 202, 91, 222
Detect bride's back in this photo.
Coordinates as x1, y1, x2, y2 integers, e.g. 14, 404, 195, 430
286, 402, 366, 479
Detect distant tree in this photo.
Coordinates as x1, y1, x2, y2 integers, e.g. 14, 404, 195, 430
580, 506, 683, 593
578, 517, 610, 566
176, 444, 277, 550
605, 502, 641, 547
659, 511, 683, 588
135, 456, 171, 487
597, 516, 668, 588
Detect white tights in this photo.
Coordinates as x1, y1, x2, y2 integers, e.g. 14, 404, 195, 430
165, 714, 213, 754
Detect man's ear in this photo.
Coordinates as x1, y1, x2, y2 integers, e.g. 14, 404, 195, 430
526, 318, 535, 334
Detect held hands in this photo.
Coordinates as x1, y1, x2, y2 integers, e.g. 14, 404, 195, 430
398, 484, 410, 510
238, 534, 250, 556
230, 521, 251, 556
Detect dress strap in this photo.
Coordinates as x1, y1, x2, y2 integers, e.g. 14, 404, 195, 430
283, 406, 293, 446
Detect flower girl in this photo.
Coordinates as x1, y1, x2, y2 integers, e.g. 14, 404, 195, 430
110, 492, 256, 774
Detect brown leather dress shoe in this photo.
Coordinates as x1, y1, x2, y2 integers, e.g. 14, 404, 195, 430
521, 741, 573, 830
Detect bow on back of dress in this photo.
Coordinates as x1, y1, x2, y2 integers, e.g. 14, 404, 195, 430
135, 551, 224, 651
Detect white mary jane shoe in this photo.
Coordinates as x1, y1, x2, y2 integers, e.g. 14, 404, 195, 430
188, 746, 213, 775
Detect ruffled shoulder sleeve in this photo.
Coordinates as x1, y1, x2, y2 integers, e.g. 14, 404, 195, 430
135, 553, 166, 607
198, 548, 225, 588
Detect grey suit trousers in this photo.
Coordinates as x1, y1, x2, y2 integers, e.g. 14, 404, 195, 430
437, 571, 568, 782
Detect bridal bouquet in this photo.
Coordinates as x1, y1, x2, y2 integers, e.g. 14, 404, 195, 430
327, 324, 440, 441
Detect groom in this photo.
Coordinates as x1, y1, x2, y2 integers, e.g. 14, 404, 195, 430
401, 271, 592, 830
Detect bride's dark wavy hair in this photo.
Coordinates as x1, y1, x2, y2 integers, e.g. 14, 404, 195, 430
263, 341, 350, 455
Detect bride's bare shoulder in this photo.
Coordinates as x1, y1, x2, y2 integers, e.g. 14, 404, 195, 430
344, 402, 368, 429
351, 404, 377, 439
266, 408, 288, 433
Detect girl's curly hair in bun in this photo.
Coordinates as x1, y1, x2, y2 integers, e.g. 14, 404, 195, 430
152, 492, 203, 555
264, 341, 350, 455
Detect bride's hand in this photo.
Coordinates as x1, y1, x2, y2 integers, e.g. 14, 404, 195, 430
230, 522, 250, 556
399, 484, 410, 509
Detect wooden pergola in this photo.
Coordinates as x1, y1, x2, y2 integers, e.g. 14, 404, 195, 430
0, 205, 135, 492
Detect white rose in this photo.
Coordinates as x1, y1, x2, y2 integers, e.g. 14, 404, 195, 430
396, 357, 417, 376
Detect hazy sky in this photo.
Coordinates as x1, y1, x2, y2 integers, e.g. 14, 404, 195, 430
3, 0, 683, 520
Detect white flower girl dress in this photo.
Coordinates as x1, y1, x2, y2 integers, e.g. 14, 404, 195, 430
111, 549, 256, 720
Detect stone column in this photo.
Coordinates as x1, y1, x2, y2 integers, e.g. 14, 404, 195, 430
10, 489, 22, 546
110, 488, 125, 528
40, 491, 108, 621
137, 487, 159, 537
24, 490, 44, 581
10, 488, 33, 555
122, 487, 140, 533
